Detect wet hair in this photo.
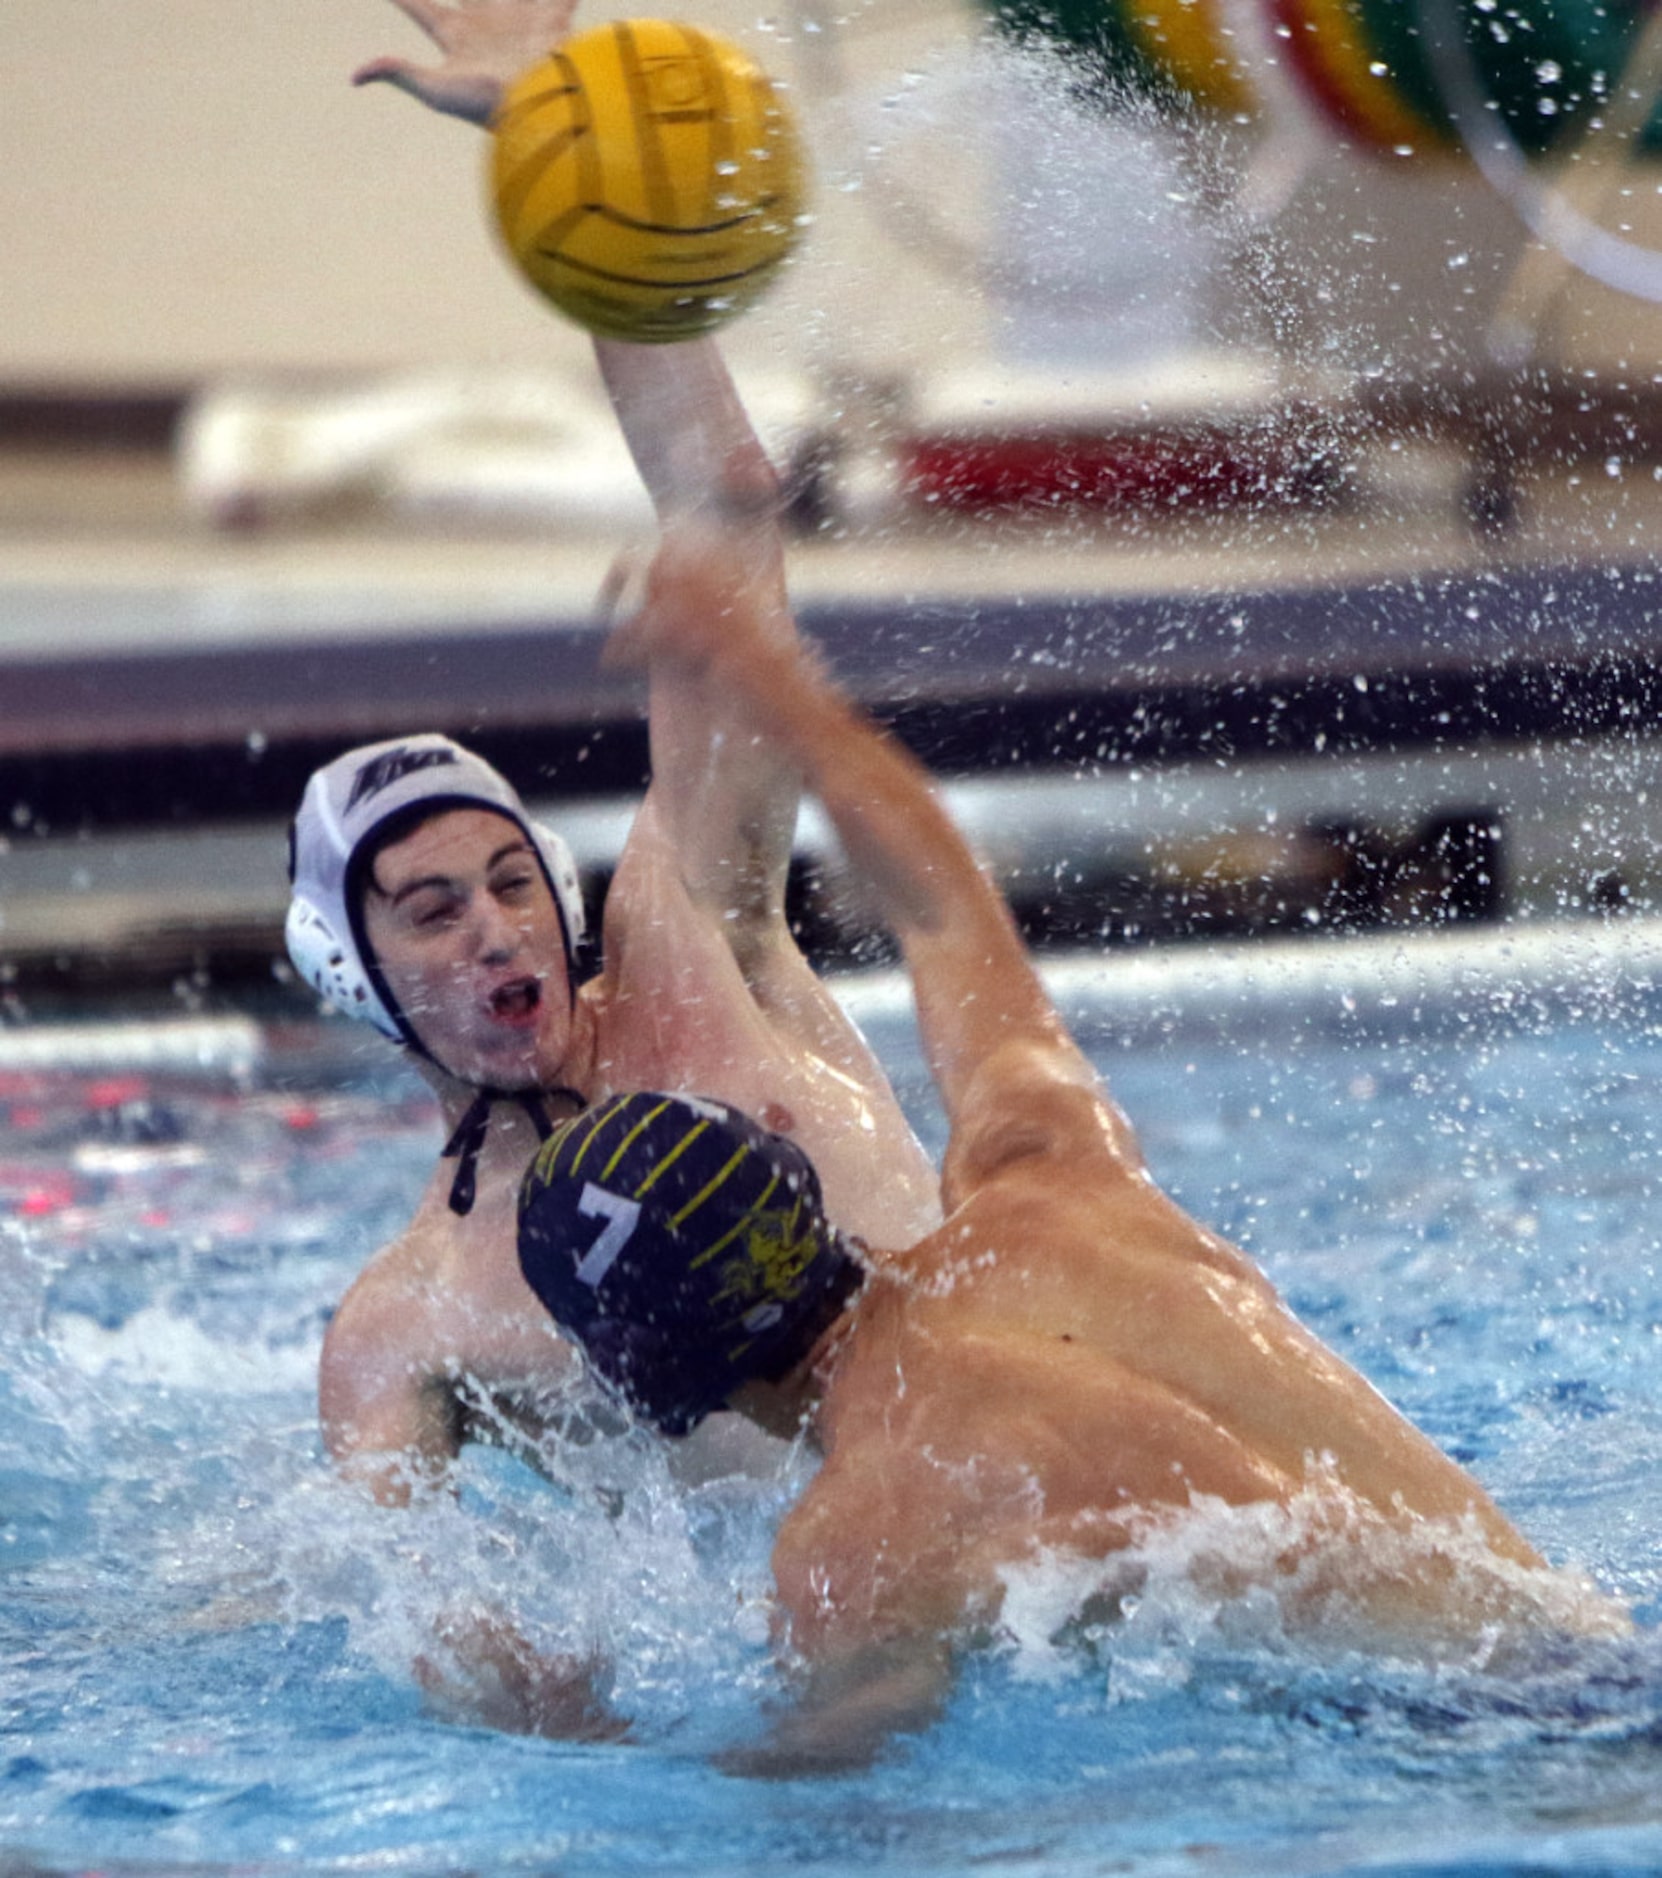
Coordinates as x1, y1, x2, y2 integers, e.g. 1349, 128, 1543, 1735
350, 798, 465, 905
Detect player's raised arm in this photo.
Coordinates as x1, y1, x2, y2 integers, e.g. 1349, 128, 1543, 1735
592, 348, 807, 959
355, 0, 807, 956
607, 536, 1107, 1129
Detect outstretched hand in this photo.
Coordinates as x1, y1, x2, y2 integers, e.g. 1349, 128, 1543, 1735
353, 0, 580, 125
601, 527, 806, 686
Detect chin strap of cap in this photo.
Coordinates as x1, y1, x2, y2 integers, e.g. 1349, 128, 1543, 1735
442, 1085, 584, 1217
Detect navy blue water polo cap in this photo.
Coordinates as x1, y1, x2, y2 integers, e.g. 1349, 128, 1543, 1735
517, 1092, 864, 1434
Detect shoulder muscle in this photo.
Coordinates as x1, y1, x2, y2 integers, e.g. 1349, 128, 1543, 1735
942, 1036, 1144, 1207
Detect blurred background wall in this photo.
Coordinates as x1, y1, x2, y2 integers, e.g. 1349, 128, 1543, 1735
6, 0, 1662, 987
7, 0, 1660, 394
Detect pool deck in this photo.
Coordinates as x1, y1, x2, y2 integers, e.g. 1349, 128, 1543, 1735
6, 444, 1662, 787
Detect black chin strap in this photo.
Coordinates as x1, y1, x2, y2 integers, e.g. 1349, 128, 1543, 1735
442, 1085, 583, 1216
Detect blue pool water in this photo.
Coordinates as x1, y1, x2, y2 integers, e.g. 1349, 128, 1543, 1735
6, 926, 1662, 1876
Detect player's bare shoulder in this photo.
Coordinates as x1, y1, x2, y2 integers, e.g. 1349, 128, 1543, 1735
942, 1035, 1142, 1203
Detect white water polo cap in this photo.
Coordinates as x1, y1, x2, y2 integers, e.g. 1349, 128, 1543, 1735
286, 734, 586, 1049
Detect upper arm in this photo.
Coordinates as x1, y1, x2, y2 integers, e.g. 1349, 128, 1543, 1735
749, 1473, 956, 1773
318, 1278, 460, 1507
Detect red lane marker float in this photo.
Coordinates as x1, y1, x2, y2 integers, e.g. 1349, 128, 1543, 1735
900, 420, 1342, 512
14, 1173, 78, 1217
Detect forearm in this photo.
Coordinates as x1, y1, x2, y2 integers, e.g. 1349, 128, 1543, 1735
725, 637, 1072, 1095
596, 337, 783, 524
735, 639, 1004, 942
640, 518, 803, 919
354, 5, 777, 522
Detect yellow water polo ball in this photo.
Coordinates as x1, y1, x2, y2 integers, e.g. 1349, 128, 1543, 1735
489, 19, 808, 343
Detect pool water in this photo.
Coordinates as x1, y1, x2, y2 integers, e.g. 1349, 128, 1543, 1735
6, 932, 1662, 1877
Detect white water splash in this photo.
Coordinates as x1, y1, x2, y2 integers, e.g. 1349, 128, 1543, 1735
995, 1477, 1630, 1705
49, 1300, 320, 1394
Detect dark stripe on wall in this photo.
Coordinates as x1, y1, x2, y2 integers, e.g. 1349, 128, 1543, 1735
1, 558, 1659, 831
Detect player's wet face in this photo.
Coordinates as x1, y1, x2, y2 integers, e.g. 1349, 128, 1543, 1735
359, 807, 572, 1089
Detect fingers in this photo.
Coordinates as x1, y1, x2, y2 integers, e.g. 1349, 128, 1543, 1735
351, 56, 504, 123
597, 546, 729, 675
598, 524, 781, 679
350, 54, 426, 89
648, 522, 750, 617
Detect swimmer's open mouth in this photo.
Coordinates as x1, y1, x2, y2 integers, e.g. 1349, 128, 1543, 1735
489, 978, 542, 1022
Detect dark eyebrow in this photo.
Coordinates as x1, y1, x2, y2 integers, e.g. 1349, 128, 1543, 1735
383, 872, 458, 908
381, 839, 534, 907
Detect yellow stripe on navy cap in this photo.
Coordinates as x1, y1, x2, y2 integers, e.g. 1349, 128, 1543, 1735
687, 1169, 780, 1269
600, 1098, 677, 1182
633, 1116, 711, 1198
530, 1112, 587, 1184
669, 1142, 752, 1232
559, 1094, 640, 1178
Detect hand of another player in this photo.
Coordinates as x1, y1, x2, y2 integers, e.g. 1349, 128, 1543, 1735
354, 0, 581, 125
414, 1606, 627, 1740
716, 1636, 952, 1779
601, 527, 789, 684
